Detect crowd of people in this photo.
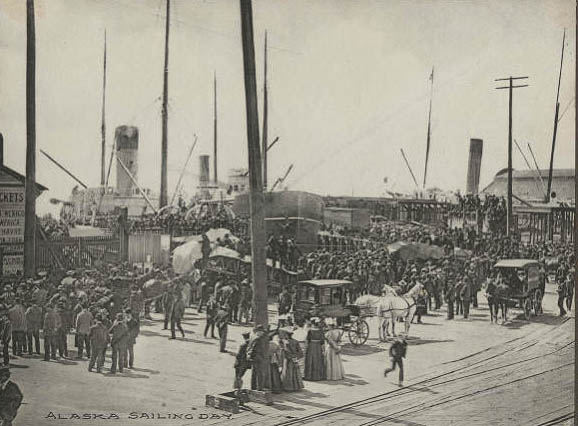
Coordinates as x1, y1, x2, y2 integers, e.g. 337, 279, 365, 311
0, 264, 186, 373
1, 196, 574, 418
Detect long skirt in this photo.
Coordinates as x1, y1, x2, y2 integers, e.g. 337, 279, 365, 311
304, 342, 325, 381
270, 363, 283, 393
281, 359, 304, 391
325, 346, 344, 381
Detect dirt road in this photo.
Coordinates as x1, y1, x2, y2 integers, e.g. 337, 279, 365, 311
12, 282, 574, 426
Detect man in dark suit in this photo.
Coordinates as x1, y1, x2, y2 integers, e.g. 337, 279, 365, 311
247, 325, 270, 390
234, 332, 251, 390
460, 277, 472, 319
0, 305, 11, 366
383, 336, 407, 387
0, 365, 23, 426
214, 305, 230, 353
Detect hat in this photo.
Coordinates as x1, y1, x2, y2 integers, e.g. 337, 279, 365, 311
253, 324, 265, 332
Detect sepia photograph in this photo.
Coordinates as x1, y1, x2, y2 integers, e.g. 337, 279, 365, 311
0, 0, 575, 425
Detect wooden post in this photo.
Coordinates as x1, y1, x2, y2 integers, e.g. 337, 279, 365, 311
100, 30, 107, 190
213, 72, 218, 184
507, 78, 513, 236
495, 76, 529, 235
239, 0, 268, 328
160, 0, 170, 208
119, 208, 129, 262
24, 0, 36, 278
262, 31, 268, 190
546, 29, 566, 203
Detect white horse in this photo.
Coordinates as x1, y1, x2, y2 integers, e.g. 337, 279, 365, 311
376, 283, 423, 338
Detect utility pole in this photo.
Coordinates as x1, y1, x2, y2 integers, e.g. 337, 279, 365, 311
495, 76, 529, 236
160, 0, 170, 208
240, 0, 268, 329
100, 30, 107, 191
213, 71, 218, 184
546, 29, 566, 203
262, 30, 268, 190
24, 0, 36, 277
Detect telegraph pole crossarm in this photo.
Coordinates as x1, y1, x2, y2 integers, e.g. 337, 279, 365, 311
494, 75, 530, 236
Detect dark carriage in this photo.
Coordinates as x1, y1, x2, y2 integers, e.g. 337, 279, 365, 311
494, 259, 545, 320
293, 279, 369, 346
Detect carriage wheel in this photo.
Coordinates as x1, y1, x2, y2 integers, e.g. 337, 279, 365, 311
523, 298, 532, 320
533, 290, 543, 316
348, 319, 369, 346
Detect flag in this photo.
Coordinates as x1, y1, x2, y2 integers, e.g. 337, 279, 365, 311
429, 67, 434, 82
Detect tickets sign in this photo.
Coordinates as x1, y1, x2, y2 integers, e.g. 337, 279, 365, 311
0, 187, 25, 275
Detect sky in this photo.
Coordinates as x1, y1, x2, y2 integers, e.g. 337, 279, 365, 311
0, 0, 575, 215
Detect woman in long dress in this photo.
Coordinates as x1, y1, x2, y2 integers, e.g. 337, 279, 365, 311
269, 333, 283, 393
280, 328, 304, 391
324, 319, 345, 380
304, 319, 326, 381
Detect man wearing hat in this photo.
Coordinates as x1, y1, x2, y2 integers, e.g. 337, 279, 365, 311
233, 332, 251, 390
42, 303, 60, 361
169, 292, 186, 340
214, 304, 230, 353
124, 308, 140, 369
25, 301, 42, 356
109, 313, 128, 374
7, 299, 26, 357
75, 304, 93, 359
460, 276, 472, 319
56, 298, 71, 358
247, 325, 270, 390
0, 305, 11, 366
0, 365, 23, 426
88, 314, 109, 373
384, 336, 407, 387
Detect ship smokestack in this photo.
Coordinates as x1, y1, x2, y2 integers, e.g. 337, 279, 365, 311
466, 138, 483, 195
115, 125, 139, 196
199, 155, 210, 185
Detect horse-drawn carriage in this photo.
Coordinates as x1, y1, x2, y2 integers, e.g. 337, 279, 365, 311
494, 259, 545, 320
293, 279, 370, 346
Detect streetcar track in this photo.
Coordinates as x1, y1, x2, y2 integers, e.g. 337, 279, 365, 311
274, 319, 574, 426
357, 362, 573, 426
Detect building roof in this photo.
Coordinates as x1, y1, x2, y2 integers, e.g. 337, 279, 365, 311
493, 168, 574, 179
298, 279, 353, 288
0, 164, 48, 192
494, 259, 540, 269
481, 168, 574, 202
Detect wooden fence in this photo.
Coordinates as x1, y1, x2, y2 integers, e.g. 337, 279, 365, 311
36, 235, 121, 270
128, 232, 165, 265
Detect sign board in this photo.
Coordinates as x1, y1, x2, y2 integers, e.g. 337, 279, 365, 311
0, 187, 25, 275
